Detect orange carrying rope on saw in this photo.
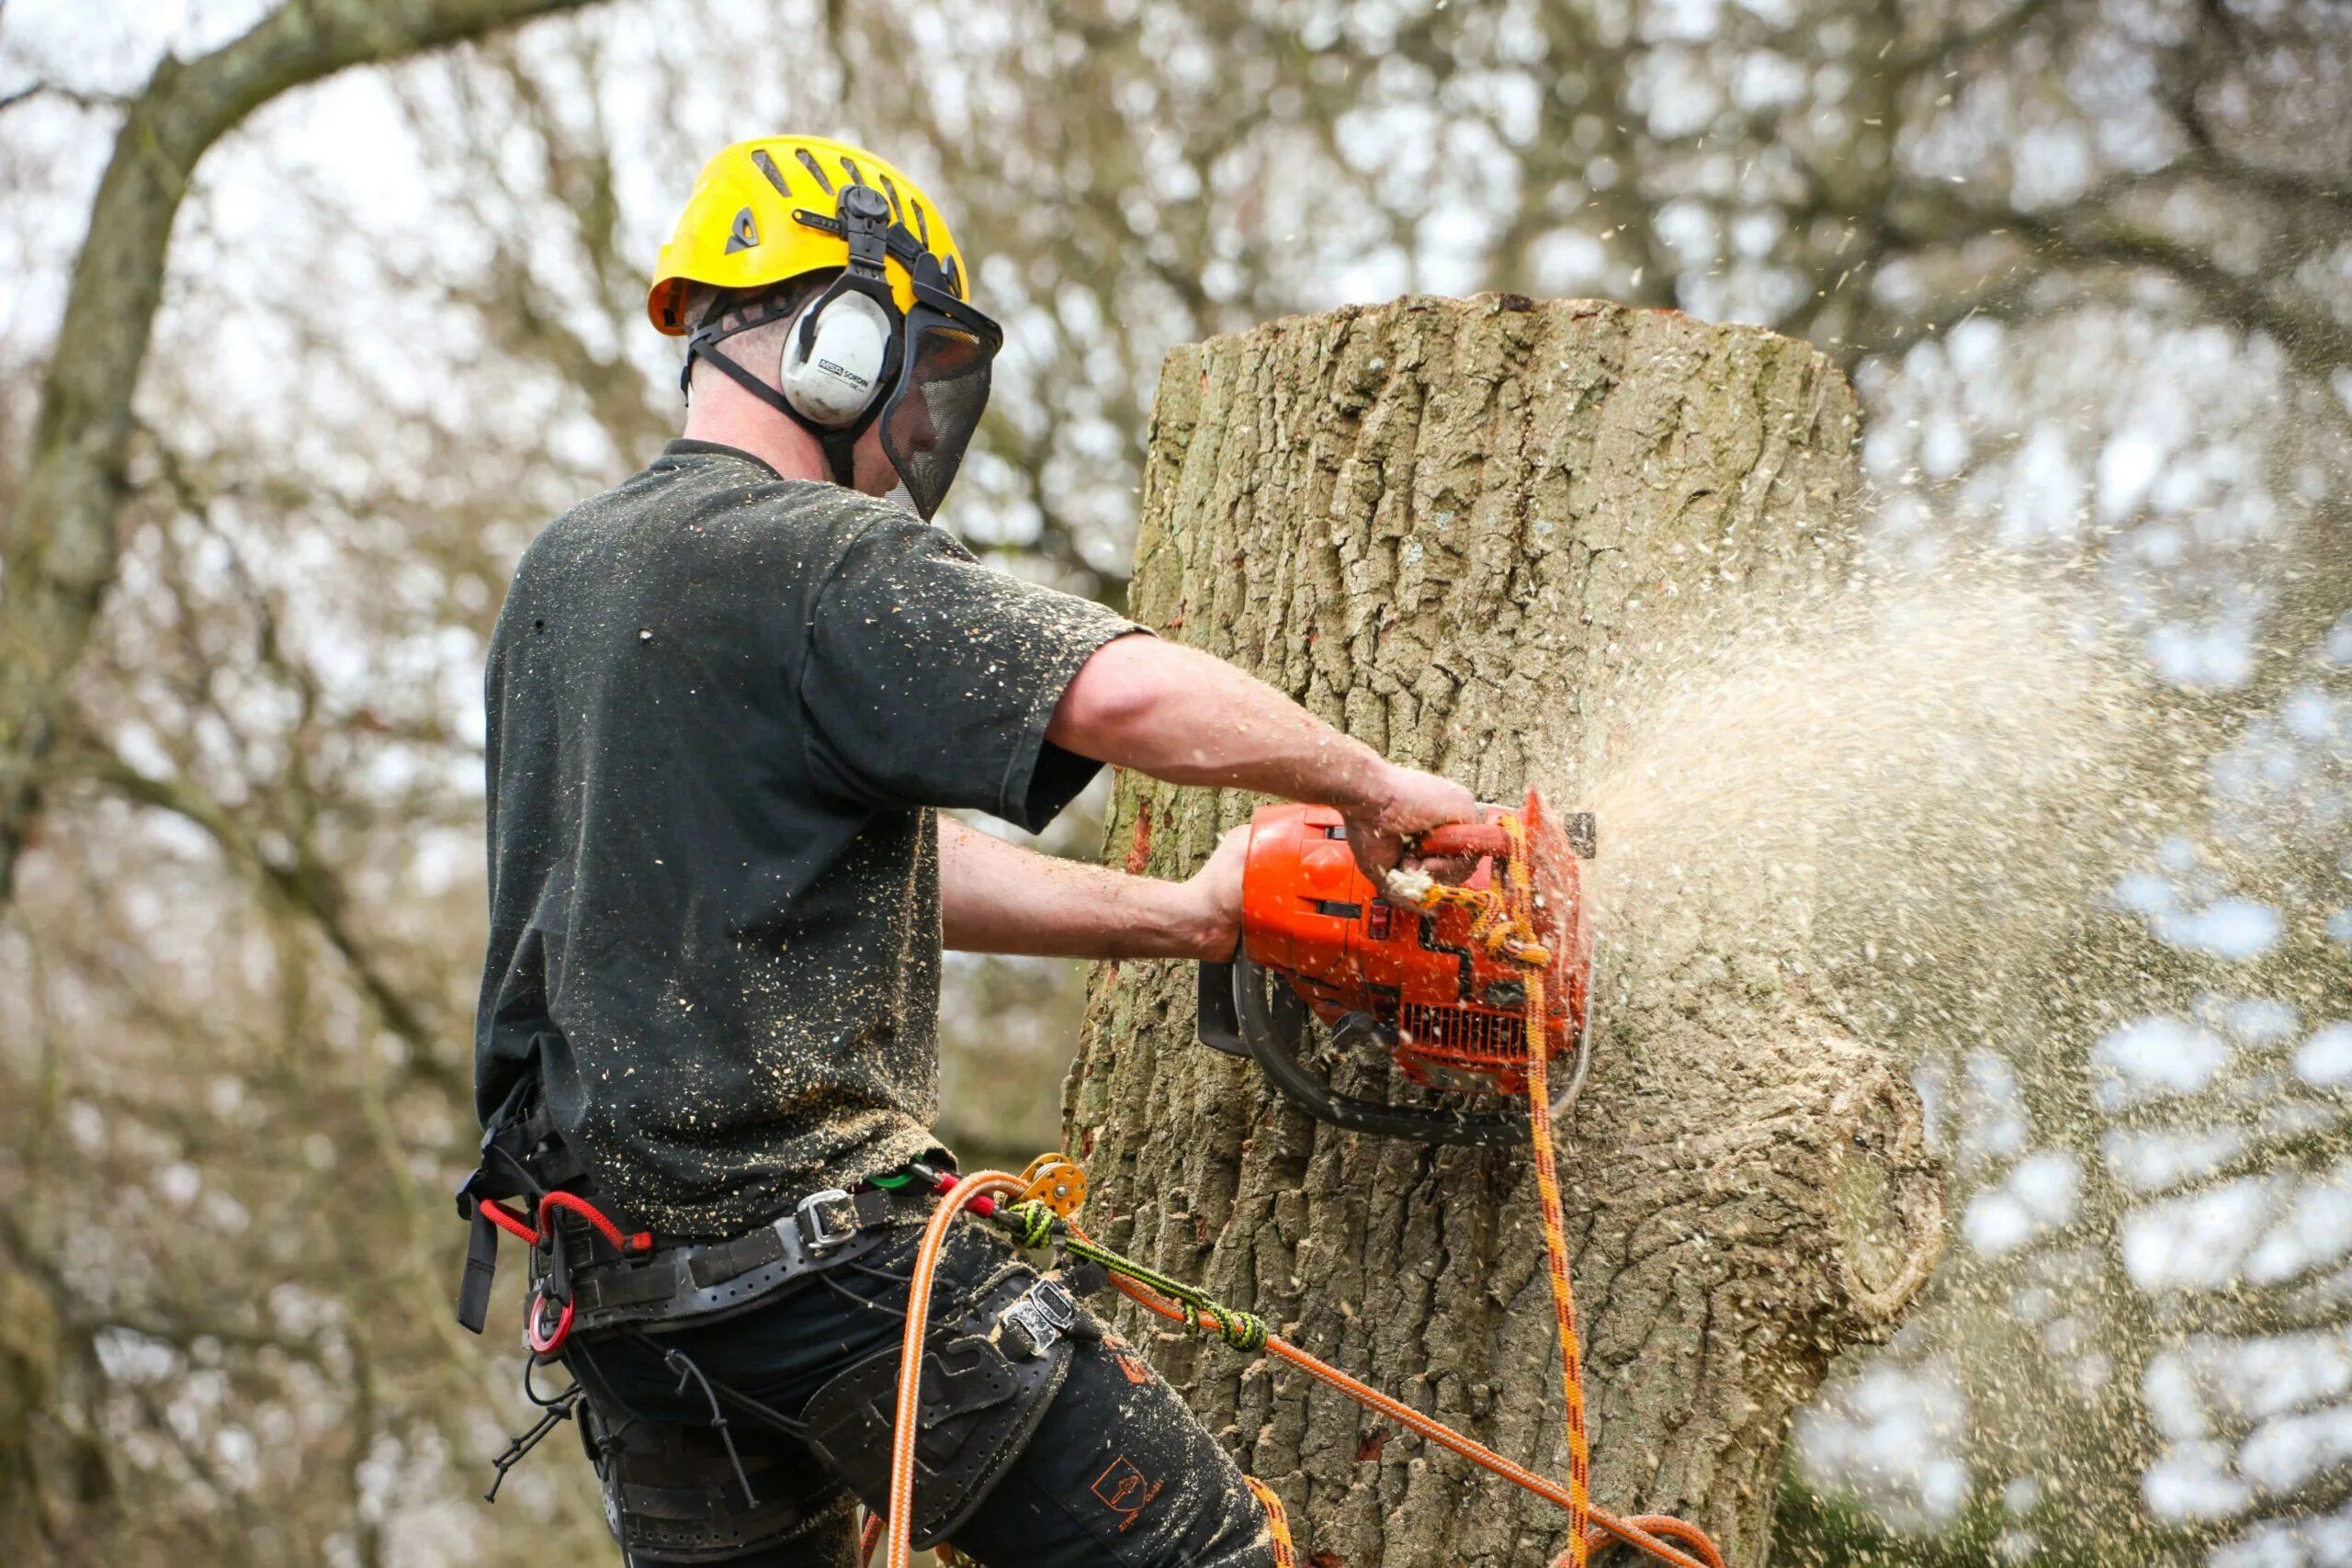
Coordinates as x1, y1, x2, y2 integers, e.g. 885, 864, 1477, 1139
870, 802, 1723, 1568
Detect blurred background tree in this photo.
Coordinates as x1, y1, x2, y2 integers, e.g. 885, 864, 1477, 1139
1, 0, 2345, 1563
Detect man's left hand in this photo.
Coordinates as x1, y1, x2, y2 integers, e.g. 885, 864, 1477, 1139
1177, 825, 1250, 961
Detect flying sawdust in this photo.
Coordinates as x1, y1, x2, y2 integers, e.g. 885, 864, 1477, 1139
1571, 563, 2167, 1062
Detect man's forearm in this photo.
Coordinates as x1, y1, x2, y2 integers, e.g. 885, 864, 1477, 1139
939, 817, 1223, 960
1046, 636, 1389, 813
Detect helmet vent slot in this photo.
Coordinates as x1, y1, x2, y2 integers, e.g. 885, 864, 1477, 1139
750, 148, 791, 197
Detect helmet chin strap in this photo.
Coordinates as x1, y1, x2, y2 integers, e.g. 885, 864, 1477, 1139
690, 336, 864, 487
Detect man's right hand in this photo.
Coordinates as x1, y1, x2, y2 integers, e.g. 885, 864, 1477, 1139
1341, 761, 1477, 886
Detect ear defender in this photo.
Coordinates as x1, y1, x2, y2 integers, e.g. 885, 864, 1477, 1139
779, 290, 893, 427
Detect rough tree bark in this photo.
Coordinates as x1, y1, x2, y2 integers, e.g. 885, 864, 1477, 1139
0, 0, 605, 907
1066, 296, 1945, 1567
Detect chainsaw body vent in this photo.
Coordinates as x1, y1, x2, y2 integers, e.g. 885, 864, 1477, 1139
1396, 1004, 1532, 1093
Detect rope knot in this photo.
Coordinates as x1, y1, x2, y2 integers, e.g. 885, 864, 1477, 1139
1182, 1299, 1268, 1352
1001, 1200, 1058, 1249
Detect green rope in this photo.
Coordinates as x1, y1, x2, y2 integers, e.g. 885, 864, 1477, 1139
1039, 1226, 1268, 1353
978, 1194, 1268, 1353
1001, 1199, 1058, 1250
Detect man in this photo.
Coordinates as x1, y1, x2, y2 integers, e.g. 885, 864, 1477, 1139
471, 135, 1473, 1567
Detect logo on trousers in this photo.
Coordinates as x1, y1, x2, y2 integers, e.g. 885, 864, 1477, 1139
1090, 1455, 1162, 1533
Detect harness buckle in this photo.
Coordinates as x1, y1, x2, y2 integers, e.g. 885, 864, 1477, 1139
794, 1189, 858, 1253
999, 1278, 1080, 1359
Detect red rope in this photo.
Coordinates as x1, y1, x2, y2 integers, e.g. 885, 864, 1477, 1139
536, 1190, 653, 1254
477, 1190, 651, 1359
473, 1191, 651, 1254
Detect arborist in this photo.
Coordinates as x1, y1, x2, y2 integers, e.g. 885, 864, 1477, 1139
461, 134, 1474, 1568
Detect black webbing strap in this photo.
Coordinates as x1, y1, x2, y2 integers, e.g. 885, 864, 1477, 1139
565, 1189, 922, 1333
453, 1081, 596, 1334
458, 1205, 502, 1335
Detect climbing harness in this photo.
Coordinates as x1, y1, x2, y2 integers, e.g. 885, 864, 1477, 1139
470, 1188, 657, 1355
454, 1083, 601, 1337
457, 1098, 924, 1355
459, 1139, 1076, 1560
482, 1356, 585, 1503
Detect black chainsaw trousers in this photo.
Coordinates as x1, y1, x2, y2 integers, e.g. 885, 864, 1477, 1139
561, 1221, 1275, 1568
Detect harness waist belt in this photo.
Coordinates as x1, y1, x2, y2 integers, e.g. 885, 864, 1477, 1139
561, 1186, 924, 1333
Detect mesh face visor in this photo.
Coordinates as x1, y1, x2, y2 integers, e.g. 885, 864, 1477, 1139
880, 290, 1000, 521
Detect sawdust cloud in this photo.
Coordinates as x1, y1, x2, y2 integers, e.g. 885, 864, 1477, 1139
1573, 560, 2169, 1057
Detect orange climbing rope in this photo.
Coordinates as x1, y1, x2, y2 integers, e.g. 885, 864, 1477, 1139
1096, 1260, 1724, 1568
877, 1174, 1723, 1568
1512, 810, 1598, 1567
879, 1168, 1026, 1568
1242, 1477, 1298, 1568
1399, 815, 1594, 1561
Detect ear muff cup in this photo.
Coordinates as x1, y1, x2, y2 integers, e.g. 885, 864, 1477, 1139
779, 290, 893, 427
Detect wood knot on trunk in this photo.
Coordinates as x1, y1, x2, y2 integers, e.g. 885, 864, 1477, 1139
1825, 1068, 1945, 1333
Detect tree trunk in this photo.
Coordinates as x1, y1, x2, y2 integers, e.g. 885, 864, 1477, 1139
1066, 295, 1944, 1568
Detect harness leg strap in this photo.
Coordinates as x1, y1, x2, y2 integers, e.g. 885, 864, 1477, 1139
571, 1348, 851, 1565
803, 1263, 1077, 1548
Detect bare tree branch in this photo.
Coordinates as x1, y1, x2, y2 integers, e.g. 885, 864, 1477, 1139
67, 739, 459, 1094
0, 0, 610, 908
0, 82, 128, 115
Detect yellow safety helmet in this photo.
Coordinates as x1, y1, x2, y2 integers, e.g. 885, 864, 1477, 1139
647, 135, 970, 333
648, 135, 998, 520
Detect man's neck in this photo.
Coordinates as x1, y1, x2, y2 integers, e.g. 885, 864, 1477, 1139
680, 389, 830, 484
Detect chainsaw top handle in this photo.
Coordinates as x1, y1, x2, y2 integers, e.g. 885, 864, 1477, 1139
1412, 821, 1512, 860
1414, 803, 1596, 863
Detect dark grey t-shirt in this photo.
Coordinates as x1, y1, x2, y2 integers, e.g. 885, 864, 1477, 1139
476, 440, 1136, 1239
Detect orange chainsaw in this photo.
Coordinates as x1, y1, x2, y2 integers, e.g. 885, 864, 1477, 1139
1196, 789, 1597, 1145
